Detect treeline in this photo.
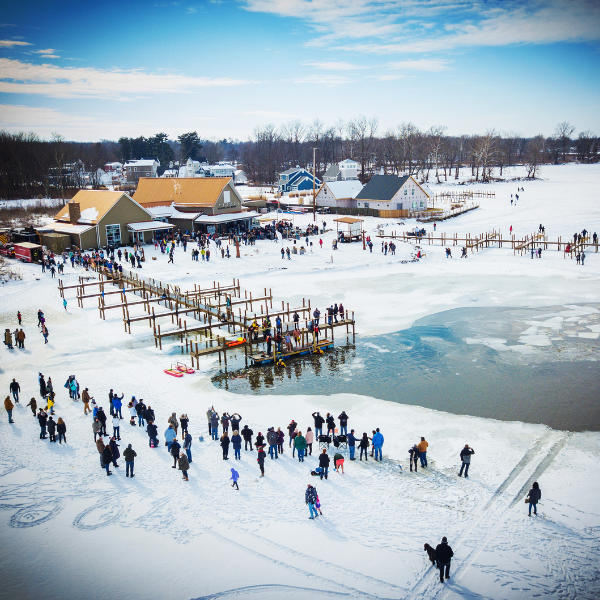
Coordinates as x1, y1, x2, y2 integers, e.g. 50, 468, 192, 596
0, 132, 118, 199
240, 119, 599, 184
1, 120, 597, 198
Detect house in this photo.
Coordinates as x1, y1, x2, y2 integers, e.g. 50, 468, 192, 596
278, 167, 321, 194
322, 159, 359, 182
315, 181, 363, 208
124, 159, 159, 182
354, 174, 431, 212
133, 177, 258, 235
36, 190, 172, 249
234, 169, 248, 185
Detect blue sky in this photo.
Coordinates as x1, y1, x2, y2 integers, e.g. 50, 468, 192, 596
0, 0, 599, 141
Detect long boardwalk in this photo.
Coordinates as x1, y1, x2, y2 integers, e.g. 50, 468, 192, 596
58, 267, 356, 368
378, 229, 599, 255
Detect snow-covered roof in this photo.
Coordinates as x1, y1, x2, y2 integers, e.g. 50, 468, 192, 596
36, 222, 94, 235
194, 211, 259, 224
127, 221, 174, 232
125, 159, 158, 167
322, 180, 363, 199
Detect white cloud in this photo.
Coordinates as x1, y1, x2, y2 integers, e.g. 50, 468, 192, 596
388, 58, 450, 71
0, 58, 253, 99
0, 39, 31, 47
302, 61, 365, 70
40, 54, 61, 59
33, 48, 58, 54
244, 0, 600, 53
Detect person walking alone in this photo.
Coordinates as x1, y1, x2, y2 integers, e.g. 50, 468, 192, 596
4, 396, 15, 424
458, 444, 475, 477
435, 537, 454, 583
306, 484, 319, 519
9, 379, 20, 403
256, 443, 266, 477
230, 467, 240, 490
57, 418, 67, 443
526, 481, 541, 516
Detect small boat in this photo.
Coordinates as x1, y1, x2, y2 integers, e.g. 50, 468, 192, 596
164, 368, 183, 378
226, 337, 246, 348
176, 363, 195, 374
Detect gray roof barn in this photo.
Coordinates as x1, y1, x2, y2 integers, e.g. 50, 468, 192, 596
355, 175, 409, 201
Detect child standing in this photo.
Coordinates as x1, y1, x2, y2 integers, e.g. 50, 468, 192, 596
230, 467, 240, 490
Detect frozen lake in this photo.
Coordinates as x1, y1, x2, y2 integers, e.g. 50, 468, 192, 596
213, 304, 600, 432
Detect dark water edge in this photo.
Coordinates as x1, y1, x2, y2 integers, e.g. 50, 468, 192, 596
211, 306, 600, 432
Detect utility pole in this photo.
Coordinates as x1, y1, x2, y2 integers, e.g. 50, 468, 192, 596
312, 147, 318, 222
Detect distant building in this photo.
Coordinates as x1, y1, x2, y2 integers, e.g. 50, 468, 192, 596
322, 159, 359, 182
234, 169, 248, 185
133, 177, 258, 235
36, 190, 168, 249
125, 159, 159, 182
315, 180, 363, 208
355, 174, 431, 211
278, 167, 321, 194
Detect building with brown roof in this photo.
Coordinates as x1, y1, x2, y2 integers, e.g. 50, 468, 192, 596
36, 190, 172, 250
133, 177, 258, 235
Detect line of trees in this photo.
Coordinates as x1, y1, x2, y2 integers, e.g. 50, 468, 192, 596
240, 119, 599, 184
0, 121, 597, 198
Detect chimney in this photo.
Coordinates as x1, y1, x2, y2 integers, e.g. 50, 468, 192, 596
68, 201, 81, 224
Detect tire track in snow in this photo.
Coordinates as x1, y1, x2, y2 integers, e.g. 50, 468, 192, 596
409, 430, 569, 600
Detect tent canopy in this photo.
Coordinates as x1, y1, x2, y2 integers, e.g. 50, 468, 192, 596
127, 221, 174, 232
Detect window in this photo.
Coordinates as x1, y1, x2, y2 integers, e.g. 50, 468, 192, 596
105, 224, 121, 246
364, 202, 370, 208
404, 188, 407, 196
411, 188, 415, 195
224, 190, 231, 204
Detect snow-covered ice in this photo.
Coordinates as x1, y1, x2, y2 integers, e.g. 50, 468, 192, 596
0, 163, 599, 600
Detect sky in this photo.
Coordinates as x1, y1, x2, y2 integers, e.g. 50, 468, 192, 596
0, 0, 599, 142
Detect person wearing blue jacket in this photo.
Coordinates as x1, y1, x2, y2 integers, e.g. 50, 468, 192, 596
231, 430, 242, 460
372, 428, 384, 461
230, 467, 240, 490
183, 432, 193, 462
347, 429, 357, 460
112, 393, 124, 419
164, 425, 176, 451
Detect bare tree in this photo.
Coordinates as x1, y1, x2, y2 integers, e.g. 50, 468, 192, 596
525, 135, 545, 179
348, 116, 378, 181
554, 122, 576, 162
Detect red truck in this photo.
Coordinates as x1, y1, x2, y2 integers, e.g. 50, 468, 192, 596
14, 242, 43, 263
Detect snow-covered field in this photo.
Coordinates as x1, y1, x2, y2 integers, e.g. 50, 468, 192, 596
1, 163, 599, 600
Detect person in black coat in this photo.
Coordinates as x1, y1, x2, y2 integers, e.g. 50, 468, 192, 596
359, 433, 370, 461
135, 400, 146, 427
179, 414, 189, 439
171, 438, 181, 467
241, 425, 254, 450
311, 412, 325, 438
47, 416, 57, 442
109, 438, 120, 467
144, 406, 155, 423
409, 444, 420, 472
57, 418, 67, 444
325, 413, 335, 437
38, 409, 48, 439
527, 481, 541, 516
435, 537, 454, 583
221, 432, 230, 460
318, 449, 330, 480
230, 413, 242, 432
101, 446, 113, 476
96, 407, 107, 436
338, 411, 348, 436
147, 422, 158, 447
255, 432, 265, 448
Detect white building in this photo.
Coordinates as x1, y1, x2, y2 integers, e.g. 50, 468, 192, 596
315, 180, 363, 208
322, 159, 359, 182
355, 174, 431, 211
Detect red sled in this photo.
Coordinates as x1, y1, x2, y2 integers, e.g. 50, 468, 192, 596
164, 368, 183, 378
176, 363, 195, 374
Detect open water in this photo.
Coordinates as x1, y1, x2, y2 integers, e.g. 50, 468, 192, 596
212, 305, 600, 432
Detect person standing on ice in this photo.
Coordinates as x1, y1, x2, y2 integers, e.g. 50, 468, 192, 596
230, 467, 240, 490
109, 437, 120, 468
206, 406, 214, 436
347, 429, 357, 460
38, 408, 48, 438
57, 418, 66, 443
26, 397, 37, 416
359, 433, 370, 461
372, 428, 384, 461
147, 421, 159, 448
171, 437, 181, 468
164, 425, 176, 451
241, 424, 254, 451
220, 431, 230, 460
526, 482, 541, 516
4, 396, 15, 424
112, 415, 121, 440
458, 444, 475, 477
210, 411, 220, 440
124, 444, 136, 477
183, 431, 193, 462
256, 443, 266, 477
319, 449, 330, 480
418, 437, 428, 468
9, 379, 20, 404
266, 428, 278, 459
102, 445, 114, 476
294, 431, 307, 462
306, 484, 319, 519
305, 427, 314, 456
96, 407, 107, 436
231, 430, 242, 460
435, 537, 454, 583
312, 412, 325, 438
